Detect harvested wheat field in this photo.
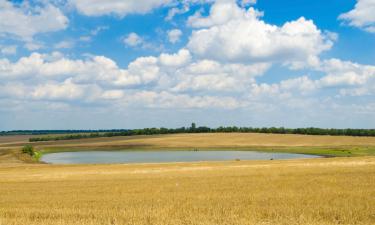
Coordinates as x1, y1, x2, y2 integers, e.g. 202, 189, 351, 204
2, 133, 375, 157
3, 133, 375, 148
1, 156, 375, 225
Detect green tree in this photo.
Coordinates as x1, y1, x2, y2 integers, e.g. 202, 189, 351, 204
191, 123, 196, 131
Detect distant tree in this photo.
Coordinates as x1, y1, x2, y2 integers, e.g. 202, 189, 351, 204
191, 123, 196, 131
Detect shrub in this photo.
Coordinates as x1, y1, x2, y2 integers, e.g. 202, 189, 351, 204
22, 145, 34, 156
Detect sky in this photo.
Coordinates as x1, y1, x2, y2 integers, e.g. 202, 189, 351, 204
0, 0, 374, 130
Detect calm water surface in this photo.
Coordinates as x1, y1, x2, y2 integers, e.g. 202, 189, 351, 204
41, 151, 320, 164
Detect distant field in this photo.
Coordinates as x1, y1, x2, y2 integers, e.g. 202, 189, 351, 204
1, 133, 375, 161
0, 157, 374, 225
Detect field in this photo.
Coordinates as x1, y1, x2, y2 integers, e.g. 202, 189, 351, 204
1, 133, 375, 159
0, 133, 375, 224
1, 157, 375, 225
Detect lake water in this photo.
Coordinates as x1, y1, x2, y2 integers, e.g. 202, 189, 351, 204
41, 151, 320, 164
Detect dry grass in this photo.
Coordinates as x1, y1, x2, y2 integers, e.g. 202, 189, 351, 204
2, 133, 375, 152
2, 133, 375, 149
124, 133, 375, 147
1, 133, 375, 164
0, 133, 374, 224
1, 157, 375, 225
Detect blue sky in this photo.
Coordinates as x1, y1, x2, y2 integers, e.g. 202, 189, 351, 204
0, 0, 374, 130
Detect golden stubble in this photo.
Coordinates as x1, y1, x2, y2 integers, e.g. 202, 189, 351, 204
0, 157, 374, 225
2, 133, 375, 150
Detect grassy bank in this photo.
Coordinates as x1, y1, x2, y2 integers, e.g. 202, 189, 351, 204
0, 157, 374, 225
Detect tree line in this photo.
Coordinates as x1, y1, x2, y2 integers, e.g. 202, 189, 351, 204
27, 125, 375, 142
0, 129, 129, 136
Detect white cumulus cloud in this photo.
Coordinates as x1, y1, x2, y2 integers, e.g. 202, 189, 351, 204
159, 49, 191, 67
339, 0, 375, 33
317, 59, 375, 96
167, 29, 183, 43
187, 1, 334, 67
123, 33, 144, 47
0, 0, 68, 41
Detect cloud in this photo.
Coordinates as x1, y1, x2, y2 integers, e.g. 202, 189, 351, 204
0, 52, 157, 88
165, 0, 217, 21
188, 0, 253, 28
123, 32, 162, 51
90, 26, 109, 35
0, 45, 17, 55
317, 58, 375, 96
123, 32, 144, 47
69, 0, 173, 17
187, 1, 334, 67
167, 29, 183, 43
24, 42, 44, 51
0, 0, 68, 41
68, 0, 219, 19
127, 56, 161, 85
159, 49, 192, 67
131, 91, 243, 109
54, 40, 75, 49
0, 1, 374, 129
79, 36, 91, 42
0, 1, 373, 118
248, 58, 375, 99
0, 53, 156, 104
0, 49, 265, 108
171, 72, 242, 92
339, 0, 375, 33
2, 38, 372, 110
165, 6, 189, 21
241, 0, 257, 7
0, 47, 374, 130
78, 26, 109, 43
31, 79, 86, 101
170, 59, 269, 92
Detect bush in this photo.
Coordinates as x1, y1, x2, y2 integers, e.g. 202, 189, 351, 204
22, 145, 34, 156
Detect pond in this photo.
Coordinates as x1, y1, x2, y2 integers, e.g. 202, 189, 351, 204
41, 150, 320, 164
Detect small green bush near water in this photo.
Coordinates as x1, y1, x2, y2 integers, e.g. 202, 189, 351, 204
33, 151, 42, 161
22, 145, 35, 156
